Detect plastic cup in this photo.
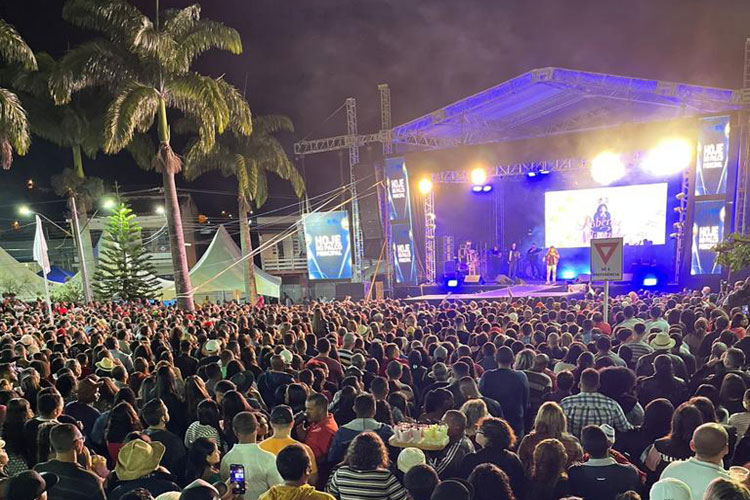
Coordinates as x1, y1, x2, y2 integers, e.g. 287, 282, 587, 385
729, 466, 749, 482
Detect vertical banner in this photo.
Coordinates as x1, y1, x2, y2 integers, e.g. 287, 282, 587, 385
303, 211, 352, 280
695, 116, 730, 196
690, 200, 724, 275
385, 158, 417, 284
391, 223, 417, 284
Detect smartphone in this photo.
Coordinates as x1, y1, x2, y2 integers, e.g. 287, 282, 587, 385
230, 464, 246, 495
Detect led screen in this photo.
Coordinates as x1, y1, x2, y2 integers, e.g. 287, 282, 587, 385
303, 211, 352, 280
545, 183, 668, 248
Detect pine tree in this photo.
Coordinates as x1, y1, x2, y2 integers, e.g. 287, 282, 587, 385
93, 204, 160, 300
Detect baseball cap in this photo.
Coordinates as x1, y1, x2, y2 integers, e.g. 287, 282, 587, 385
270, 405, 294, 425
397, 447, 426, 473
649, 478, 692, 500
7, 471, 58, 500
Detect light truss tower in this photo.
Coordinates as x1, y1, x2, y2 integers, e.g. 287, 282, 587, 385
345, 98, 364, 282
736, 37, 750, 235
424, 191, 436, 283
378, 84, 394, 293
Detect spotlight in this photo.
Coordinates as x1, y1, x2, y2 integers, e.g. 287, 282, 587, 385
675, 192, 685, 201
155, 206, 166, 215
642, 138, 692, 176
591, 151, 625, 186
447, 279, 459, 288
673, 207, 683, 214
560, 269, 576, 280
527, 171, 537, 178
418, 177, 433, 195
471, 185, 483, 192
482, 185, 493, 192
470, 167, 487, 185
669, 232, 680, 238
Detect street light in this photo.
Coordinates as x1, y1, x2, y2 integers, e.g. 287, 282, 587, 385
102, 198, 116, 210
155, 206, 165, 216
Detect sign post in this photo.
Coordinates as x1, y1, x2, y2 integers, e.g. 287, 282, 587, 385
590, 237, 623, 324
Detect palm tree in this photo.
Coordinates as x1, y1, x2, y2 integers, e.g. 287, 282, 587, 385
184, 116, 304, 304
0, 19, 37, 170
51, 0, 252, 310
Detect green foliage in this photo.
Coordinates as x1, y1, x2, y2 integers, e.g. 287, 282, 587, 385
714, 233, 750, 273
51, 276, 83, 303
0, 19, 36, 169
52, 0, 251, 166
184, 115, 305, 208
92, 203, 160, 300
51, 168, 107, 213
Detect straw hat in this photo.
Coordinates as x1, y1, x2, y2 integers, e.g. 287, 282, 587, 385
115, 439, 165, 481
202, 339, 221, 356
649, 332, 676, 351
95, 357, 115, 372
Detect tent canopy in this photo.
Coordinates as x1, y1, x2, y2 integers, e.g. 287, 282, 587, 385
0, 246, 52, 300
160, 225, 281, 300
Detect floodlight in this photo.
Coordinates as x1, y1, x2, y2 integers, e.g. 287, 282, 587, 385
18, 205, 32, 217
560, 269, 576, 280
643, 277, 658, 287
470, 167, 487, 185
156, 206, 166, 215
471, 185, 483, 192
447, 279, 459, 288
482, 185, 493, 192
591, 151, 625, 185
418, 178, 433, 195
642, 138, 692, 176
102, 198, 116, 210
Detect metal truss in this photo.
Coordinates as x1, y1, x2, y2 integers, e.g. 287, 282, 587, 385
431, 158, 588, 184
674, 170, 690, 283
424, 191, 436, 284
293, 132, 386, 155
346, 98, 364, 283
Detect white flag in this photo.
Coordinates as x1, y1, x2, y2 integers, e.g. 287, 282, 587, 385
33, 215, 51, 275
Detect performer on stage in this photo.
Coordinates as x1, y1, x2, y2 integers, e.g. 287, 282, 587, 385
508, 243, 521, 281
527, 243, 541, 280
545, 245, 560, 284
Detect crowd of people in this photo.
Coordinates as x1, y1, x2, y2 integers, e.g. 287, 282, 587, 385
0, 279, 749, 500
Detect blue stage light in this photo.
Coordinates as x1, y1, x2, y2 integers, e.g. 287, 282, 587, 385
482, 185, 492, 192
471, 185, 483, 192
643, 276, 658, 287
447, 279, 459, 288
527, 171, 537, 178
560, 269, 575, 280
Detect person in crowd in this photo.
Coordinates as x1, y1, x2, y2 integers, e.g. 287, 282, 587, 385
220, 412, 282, 500
142, 399, 186, 484
3, 398, 32, 475
106, 402, 143, 462
458, 376, 503, 418
526, 438, 570, 500
6, 470, 59, 500
568, 425, 642, 500
560, 368, 634, 437
259, 444, 334, 500
23, 391, 63, 467
184, 437, 221, 485
460, 417, 522, 496
468, 463, 517, 500
703, 477, 750, 500
109, 438, 180, 500
327, 393, 393, 465
403, 464, 439, 500
649, 478, 692, 500
297, 394, 338, 471
259, 405, 318, 486
184, 400, 224, 451
479, 346, 529, 438
33, 423, 107, 500
63, 376, 101, 441
518, 401, 582, 473
637, 354, 688, 407
659, 423, 731, 500
325, 432, 407, 500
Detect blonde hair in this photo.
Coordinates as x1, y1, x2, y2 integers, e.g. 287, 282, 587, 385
460, 399, 488, 432
515, 349, 535, 371
704, 477, 750, 500
533, 402, 568, 438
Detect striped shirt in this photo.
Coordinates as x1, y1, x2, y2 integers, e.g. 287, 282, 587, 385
338, 349, 354, 367
326, 466, 408, 500
624, 341, 654, 362
560, 392, 634, 438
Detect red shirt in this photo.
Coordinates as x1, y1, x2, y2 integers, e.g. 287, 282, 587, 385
594, 321, 612, 336
305, 414, 338, 463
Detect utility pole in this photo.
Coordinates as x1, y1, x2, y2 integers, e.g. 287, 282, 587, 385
69, 195, 93, 303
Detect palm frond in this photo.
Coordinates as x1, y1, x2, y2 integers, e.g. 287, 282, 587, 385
51, 40, 136, 104
0, 87, 31, 168
162, 5, 201, 40
103, 82, 159, 153
173, 19, 242, 71
253, 115, 294, 135
132, 23, 179, 72
253, 164, 268, 208
62, 0, 146, 46
216, 78, 252, 136
125, 133, 156, 171
0, 20, 37, 71
182, 139, 237, 180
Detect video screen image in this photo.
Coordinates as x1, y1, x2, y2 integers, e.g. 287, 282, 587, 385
545, 183, 668, 249
303, 211, 353, 280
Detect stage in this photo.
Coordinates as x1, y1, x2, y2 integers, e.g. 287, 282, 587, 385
400, 282, 584, 303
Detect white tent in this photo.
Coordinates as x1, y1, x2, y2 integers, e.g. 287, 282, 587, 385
160, 225, 281, 301
0, 245, 54, 300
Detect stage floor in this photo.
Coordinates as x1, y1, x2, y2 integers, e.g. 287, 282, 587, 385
403, 283, 581, 302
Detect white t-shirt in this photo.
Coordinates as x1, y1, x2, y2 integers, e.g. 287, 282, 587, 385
660, 457, 730, 499
220, 443, 283, 500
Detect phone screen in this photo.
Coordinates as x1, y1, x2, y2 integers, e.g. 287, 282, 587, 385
230, 464, 246, 495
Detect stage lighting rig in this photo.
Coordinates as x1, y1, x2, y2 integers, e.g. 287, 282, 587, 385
591, 151, 625, 185
470, 167, 487, 185
641, 138, 692, 176
418, 177, 433, 195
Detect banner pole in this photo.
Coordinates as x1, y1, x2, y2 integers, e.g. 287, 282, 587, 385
42, 267, 52, 323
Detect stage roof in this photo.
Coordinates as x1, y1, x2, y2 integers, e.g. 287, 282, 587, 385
391, 67, 744, 151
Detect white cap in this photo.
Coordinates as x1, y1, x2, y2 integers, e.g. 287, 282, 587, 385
279, 349, 293, 365
397, 447, 426, 473
649, 478, 692, 500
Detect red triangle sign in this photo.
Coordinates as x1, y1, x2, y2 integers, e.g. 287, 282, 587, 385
594, 242, 618, 265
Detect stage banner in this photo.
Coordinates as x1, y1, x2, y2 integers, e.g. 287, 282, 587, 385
302, 211, 352, 280
385, 157, 412, 223
695, 116, 730, 196
690, 199, 725, 275
391, 222, 417, 284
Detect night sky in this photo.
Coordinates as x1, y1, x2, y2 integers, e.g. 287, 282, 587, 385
2, 0, 750, 223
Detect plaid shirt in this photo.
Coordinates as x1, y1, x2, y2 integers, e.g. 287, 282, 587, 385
560, 392, 634, 438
